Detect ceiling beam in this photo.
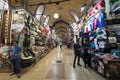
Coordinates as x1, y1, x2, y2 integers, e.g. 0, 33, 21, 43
15, 0, 21, 2
29, 0, 70, 6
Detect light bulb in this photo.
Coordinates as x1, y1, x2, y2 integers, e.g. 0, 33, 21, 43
54, 13, 59, 19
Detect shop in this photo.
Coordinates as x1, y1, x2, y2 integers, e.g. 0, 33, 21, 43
0, 7, 54, 72
77, 0, 120, 79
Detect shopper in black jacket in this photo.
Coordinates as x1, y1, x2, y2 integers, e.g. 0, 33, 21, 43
83, 39, 89, 68
73, 39, 81, 68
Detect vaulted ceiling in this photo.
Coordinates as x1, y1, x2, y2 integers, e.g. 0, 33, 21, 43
8, 0, 92, 40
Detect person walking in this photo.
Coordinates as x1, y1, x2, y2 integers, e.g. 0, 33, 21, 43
73, 39, 81, 68
83, 39, 89, 68
10, 41, 22, 78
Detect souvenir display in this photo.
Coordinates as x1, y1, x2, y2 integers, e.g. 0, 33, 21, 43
0, 9, 52, 72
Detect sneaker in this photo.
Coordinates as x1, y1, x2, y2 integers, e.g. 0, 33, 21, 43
17, 74, 21, 78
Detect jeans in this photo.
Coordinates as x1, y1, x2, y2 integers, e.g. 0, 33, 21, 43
10, 59, 20, 74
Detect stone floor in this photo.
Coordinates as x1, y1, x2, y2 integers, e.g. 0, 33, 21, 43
0, 46, 106, 80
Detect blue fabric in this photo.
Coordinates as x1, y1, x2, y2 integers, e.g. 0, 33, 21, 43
81, 27, 84, 34
89, 18, 94, 31
90, 41, 95, 48
98, 10, 105, 28
89, 33, 95, 38
11, 46, 22, 59
10, 59, 20, 74
111, 49, 120, 54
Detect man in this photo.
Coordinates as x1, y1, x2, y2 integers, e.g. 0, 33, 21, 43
73, 39, 81, 68
83, 39, 89, 68
10, 41, 22, 78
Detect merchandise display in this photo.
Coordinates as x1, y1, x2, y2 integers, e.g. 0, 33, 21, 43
0, 0, 120, 79
0, 9, 54, 72
78, 0, 120, 79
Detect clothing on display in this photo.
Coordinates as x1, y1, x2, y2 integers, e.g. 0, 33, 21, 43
98, 60, 104, 74
88, 18, 94, 31
97, 11, 105, 28
108, 37, 117, 43
18, 33, 25, 47
76, 0, 120, 79
96, 28, 107, 39
90, 41, 95, 49
94, 38, 99, 50
83, 10, 105, 33
94, 18, 98, 30
0, 9, 52, 70
98, 41, 105, 49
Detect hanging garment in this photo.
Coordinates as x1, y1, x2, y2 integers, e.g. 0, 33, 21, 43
86, 27, 89, 33
94, 18, 98, 30
98, 11, 105, 28
98, 41, 105, 49
88, 18, 94, 31
96, 28, 107, 39
88, 10, 92, 16
84, 23, 91, 33
94, 38, 99, 50
90, 41, 95, 49
95, 0, 105, 10
18, 33, 25, 47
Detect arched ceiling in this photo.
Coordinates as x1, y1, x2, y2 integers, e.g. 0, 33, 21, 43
8, 0, 91, 23
8, 0, 92, 36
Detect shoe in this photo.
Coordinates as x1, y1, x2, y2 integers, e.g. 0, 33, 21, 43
17, 74, 21, 78
10, 73, 15, 76
77, 63, 81, 66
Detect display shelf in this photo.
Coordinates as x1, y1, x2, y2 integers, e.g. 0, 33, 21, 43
91, 52, 120, 78
0, 9, 53, 73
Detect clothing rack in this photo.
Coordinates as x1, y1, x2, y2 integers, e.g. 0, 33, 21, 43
81, 9, 104, 29
85, 9, 105, 23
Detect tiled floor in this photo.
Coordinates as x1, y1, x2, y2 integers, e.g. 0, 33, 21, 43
0, 46, 106, 80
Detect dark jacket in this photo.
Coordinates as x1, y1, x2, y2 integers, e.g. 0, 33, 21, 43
74, 43, 81, 56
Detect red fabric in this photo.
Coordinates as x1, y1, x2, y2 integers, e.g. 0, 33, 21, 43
89, 0, 104, 16
94, 18, 98, 30
105, 56, 114, 60
94, 0, 104, 10
86, 27, 89, 33
45, 25, 50, 33
89, 10, 94, 16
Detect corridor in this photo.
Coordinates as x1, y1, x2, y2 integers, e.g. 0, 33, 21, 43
0, 46, 106, 80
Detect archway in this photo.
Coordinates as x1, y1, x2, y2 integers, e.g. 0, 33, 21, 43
51, 20, 73, 43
